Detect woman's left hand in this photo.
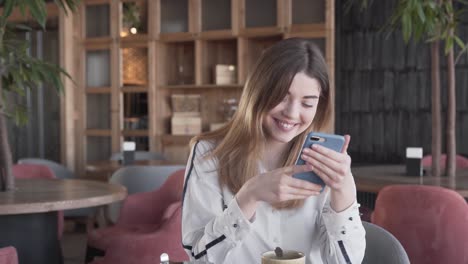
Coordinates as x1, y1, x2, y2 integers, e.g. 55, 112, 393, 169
300, 134, 356, 211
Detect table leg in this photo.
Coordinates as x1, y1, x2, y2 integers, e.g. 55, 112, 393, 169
0, 212, 63, 264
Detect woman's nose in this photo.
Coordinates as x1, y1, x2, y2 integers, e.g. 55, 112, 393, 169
281, 101, 299, 118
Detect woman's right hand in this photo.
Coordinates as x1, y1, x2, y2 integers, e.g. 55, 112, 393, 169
236, 165, 323, 219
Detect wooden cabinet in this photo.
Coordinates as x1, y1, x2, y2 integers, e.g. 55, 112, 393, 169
77, 0, 334, 167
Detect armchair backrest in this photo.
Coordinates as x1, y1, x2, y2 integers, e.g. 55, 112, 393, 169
155, 168, 186, 204
421, 154, 468, 169
108, 165, 185, 222
17, 158, 74, 179
0, 247, 18, 264
362, 221, 409, 264
11, 164, 64, 239
12, 164, 55, 179
110, 165, 185, 194
109, 151, 166, 161
372, 185, 468, 264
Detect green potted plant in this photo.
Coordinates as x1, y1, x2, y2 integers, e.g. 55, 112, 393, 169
0, 0, 80, 191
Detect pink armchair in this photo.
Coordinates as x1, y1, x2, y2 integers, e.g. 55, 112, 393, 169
12, 164, 64, 239
422, 154, 468, 169
372, 185, 468, 264
0, 247, 18, 264
87, 168, 188, 264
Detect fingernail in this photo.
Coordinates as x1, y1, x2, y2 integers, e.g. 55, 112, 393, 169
312, 144, 319, 149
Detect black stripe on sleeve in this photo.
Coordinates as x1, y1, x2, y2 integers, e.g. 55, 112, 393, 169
184, 235, 227, 259
181, 141, 228, 259
181, 141, 199, 206
338, 240, 352, 264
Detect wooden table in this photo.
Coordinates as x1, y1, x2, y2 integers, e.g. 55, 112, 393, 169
352, 165, 468, 198
0, 178, 127, 264
86, 160, 181, 181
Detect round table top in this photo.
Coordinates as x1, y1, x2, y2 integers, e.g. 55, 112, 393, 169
0, 178, 127, 215
353, 164, 468, 198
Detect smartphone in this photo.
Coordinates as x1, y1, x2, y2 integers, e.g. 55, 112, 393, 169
293, 132, 345, 191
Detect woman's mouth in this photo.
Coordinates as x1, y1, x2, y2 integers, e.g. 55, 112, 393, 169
274, 118, 297, 131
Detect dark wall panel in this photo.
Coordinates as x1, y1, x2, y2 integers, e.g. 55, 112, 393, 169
336, 0, 468, 164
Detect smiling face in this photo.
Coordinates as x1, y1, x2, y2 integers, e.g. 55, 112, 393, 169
263, 72, 321, 145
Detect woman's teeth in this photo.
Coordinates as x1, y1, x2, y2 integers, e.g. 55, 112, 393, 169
277, 120, 295, 129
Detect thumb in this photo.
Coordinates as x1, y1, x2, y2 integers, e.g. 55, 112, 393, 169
341, 134, 351, 153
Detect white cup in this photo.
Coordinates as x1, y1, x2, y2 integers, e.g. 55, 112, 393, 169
261, 250, 305, 264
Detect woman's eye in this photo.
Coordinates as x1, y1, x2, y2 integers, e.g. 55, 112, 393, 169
302, 103, 314, 108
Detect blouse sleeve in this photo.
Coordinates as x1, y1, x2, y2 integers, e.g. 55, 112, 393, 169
181, 141, 253, 263
316, 192, 366, 263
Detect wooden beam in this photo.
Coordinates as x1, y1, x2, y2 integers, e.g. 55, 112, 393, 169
59, 9, 76, 172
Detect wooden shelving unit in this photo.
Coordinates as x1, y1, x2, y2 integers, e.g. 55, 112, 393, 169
76, 0, 335, 166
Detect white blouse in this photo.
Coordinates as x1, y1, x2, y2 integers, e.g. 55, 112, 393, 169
181, 140, 366, 264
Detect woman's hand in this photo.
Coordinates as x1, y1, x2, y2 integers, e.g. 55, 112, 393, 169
300, 135, 356, 212
236, 165, 323, 219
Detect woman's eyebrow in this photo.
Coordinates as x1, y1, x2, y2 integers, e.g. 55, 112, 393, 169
303, 95, 319, 99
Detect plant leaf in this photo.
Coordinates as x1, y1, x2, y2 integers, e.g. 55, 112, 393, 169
1, 0, 17, 22
454, 35, 465, 49
13, 106, 28, 126
27, 0, 47, 28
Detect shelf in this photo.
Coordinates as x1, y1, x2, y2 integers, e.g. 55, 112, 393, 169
160, 0, 189, 34
244, 0, 277, 28
86, 49, 111, 87
120, 46, 148, 87
121, 86, 148, 92
159, 32, 196, 42
85, 129, 112, 136
243, 35, 283, 79
120, 34, 150, 43
85, 3, 110, 38
239, 27, 283, 37
198, 30, 235, 40
200, 39, 238, 84
288, 23, 327, 36
122, 130, 148, 136
291, 0, 326, 25
123, 93, 148, 129
160, 41, 195, 85
120, 0, 148, 37
86, 94, 111, 130
161, 134, 193, 145
84, 37, 113, 46
86, 87, 112, 93
77, 0, 334, 167
160, 84, 243, 89
201, 0, 231, 31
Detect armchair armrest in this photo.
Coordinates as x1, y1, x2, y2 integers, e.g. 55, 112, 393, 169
117, 190, 161, 226
117, 187, 178, 226
100, 206, 189, 264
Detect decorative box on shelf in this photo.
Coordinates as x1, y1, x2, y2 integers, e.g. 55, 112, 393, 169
171, 94, 201, 114
171, 113, 202, 135
209, 122, 226, 131
214, 64, 236, 85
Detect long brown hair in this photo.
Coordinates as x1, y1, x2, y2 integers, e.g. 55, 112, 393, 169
191, 38, 332, 208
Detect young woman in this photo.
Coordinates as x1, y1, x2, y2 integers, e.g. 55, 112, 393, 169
181, 38, 365, 264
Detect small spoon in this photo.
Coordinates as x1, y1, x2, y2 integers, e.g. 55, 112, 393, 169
275, 246, 284, 258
